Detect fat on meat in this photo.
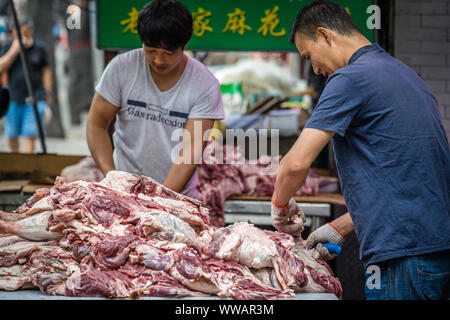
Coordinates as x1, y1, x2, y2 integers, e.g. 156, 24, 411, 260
168, 246, 221, 294
0, 211, 62, 241
202, 222, 308, 290
0, 235, 24, 247
65, 262, 135, 298
0, 264, 33, 290
11, 188, 51, 215
0, 241, 46, 267
27, 245, 81, 295
206, 259, 293, 300
136, 210, 200, 250
119, 263, 207, 298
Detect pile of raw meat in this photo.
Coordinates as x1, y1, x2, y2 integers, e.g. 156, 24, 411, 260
198, 142, 339, 226
0, 171, 342, 299
57, 144, 338, 228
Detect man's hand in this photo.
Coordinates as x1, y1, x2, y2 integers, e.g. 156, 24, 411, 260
305, 223, 344, 260
11, 37, 33, 54
271, 198, 306, 237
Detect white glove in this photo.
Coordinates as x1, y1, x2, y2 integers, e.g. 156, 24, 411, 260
271, 198, 306, 237
305, 223, 344, 260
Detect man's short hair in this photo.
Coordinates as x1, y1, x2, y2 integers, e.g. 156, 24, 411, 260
289, 1, 360, 43
138, 0, 193, 51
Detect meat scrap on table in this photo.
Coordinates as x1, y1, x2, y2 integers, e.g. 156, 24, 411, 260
197, 142, 339, 227
0, 170, 342, 299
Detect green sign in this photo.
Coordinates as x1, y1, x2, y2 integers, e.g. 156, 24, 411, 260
97, 0, 375, 51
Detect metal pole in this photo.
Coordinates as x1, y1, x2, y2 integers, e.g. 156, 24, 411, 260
8, 0, 47, 154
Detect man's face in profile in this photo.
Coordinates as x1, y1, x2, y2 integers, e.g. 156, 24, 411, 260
295, 31, 340, 77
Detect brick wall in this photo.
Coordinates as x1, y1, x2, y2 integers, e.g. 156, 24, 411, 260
394, 0, 450, 142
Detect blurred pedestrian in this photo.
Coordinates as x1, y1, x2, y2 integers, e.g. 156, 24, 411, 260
0, 18, 52, 153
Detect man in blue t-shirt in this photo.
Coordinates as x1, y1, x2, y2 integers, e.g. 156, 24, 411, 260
271, 1, 450, 300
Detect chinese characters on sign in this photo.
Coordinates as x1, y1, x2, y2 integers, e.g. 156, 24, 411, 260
192, 7, 213, 37
98, 0, 375, 50
258, 5, 286, 37
121, 7, 139, 34
223, 8, 252, 35
120, 5, 287, 38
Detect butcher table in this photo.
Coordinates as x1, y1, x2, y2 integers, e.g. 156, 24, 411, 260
0, 290, 338, 300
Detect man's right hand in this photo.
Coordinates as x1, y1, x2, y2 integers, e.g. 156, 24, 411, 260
271, 197, 306, 237
10, 37, 33, 54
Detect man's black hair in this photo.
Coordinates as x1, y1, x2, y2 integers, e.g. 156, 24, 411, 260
138, 0, 193, 51
9, 16, 34, 31
289, 1, 360, 43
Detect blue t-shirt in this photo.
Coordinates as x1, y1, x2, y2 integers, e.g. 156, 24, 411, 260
306, 43, 450, 266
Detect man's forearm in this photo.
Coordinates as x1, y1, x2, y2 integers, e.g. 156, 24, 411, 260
272, 158, 309, 207
0, 47, 19, 73
272, 128, 335, 207
164, 118, 214, 193
42, 67, 52, 97
330, 212, 354, 239
164, 162, 197, 193
86, 124, 115, 175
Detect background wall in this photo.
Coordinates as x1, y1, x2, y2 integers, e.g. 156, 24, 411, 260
394, 0, 450, 143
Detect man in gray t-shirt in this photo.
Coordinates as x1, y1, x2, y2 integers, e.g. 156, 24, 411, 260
86, 0, 224, 199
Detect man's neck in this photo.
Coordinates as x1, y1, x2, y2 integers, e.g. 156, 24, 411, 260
151, 54, 187, 81
340, 35, 372, 66
150, 54, 188, 92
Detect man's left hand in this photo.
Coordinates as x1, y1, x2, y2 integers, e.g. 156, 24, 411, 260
46, 93, 52, 107
305, 223, 345, 260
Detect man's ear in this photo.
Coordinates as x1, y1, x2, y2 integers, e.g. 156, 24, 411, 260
317, 27, 333, 46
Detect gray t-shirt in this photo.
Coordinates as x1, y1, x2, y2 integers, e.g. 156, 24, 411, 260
95, 49, 224, 198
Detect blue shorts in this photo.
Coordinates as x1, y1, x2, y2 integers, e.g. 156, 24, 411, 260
4, 101, 46, 138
